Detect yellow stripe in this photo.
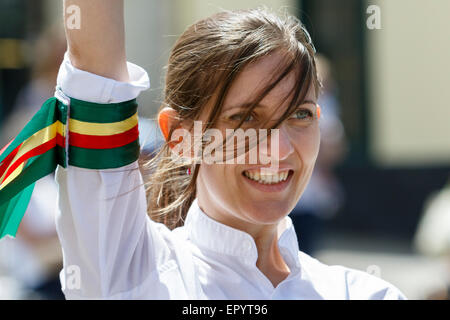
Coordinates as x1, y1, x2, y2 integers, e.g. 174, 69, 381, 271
69, 112, 138, 136
0, 121, 65, 185
0, 163, 25, 190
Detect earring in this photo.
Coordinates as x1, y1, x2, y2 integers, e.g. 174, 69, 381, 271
186, 167, 191, 175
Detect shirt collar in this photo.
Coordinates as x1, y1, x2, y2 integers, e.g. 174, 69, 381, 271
184, 198, 301, 269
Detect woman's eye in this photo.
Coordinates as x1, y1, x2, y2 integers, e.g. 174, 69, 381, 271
230, 113, 255, 122
291, 109, 313, 120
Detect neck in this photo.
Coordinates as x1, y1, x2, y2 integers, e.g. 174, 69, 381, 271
253, 226, 291, 288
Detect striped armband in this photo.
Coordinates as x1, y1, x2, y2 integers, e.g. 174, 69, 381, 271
66, 95, 140, 169
0, 89, 140, 238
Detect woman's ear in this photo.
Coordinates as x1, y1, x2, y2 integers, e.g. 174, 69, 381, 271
158, 107, 188, 153
158, 107, 178, 141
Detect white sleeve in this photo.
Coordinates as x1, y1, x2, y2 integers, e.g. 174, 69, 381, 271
54, 53, 182, 299
56, 52, 150, 103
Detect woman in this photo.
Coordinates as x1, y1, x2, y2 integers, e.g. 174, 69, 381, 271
2, 0, 405, 299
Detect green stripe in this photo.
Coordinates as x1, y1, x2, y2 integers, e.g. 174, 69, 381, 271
57, 144, 67, 168
69, 97, 138, 123
68, 139, 140, 169
0, 183, 35, 238
0, 98, 67, 163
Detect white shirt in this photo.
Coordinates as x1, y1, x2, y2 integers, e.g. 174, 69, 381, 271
54, 53, 406, 300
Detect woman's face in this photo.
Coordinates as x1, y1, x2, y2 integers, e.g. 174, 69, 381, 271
195, 52, 320, 233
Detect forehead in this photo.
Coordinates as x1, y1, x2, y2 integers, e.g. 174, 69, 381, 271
223, 52, 316, 109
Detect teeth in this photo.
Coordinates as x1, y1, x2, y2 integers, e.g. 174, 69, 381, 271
244, 169, 289, 184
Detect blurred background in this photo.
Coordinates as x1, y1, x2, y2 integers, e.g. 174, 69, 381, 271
0, 0, 449, 299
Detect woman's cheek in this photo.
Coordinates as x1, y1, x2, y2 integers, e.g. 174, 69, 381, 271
291, 126, 320, 165
199, 164, 232, 198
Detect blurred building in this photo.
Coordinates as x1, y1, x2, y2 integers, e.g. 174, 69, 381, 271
298, 0, 450, 243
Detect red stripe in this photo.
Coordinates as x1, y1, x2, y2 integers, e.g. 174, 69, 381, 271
1, 134, 65, 185
56, 133, 66, 148
0, 142, 23, 178
69, 125, 139, 149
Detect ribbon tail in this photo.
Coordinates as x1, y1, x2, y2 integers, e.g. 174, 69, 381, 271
0, 183, 35, 238
0, 97, 67, 240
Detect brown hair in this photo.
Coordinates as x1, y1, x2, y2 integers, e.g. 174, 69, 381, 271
141, 7, 320, 229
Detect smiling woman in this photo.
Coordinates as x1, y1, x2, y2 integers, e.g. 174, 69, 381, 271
150, 12, 321, 233
147, 10, 322, 288
0, 0, 406, 299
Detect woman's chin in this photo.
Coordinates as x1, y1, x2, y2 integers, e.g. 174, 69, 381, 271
241, 201, 292, 224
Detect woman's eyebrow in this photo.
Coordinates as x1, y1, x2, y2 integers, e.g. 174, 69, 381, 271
225, 99, 317, 111
301, 99, 317, 106
223, 103, 266, 111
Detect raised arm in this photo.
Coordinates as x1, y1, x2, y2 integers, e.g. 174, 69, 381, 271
63, 0, 129, 81
54, 1, 191, 299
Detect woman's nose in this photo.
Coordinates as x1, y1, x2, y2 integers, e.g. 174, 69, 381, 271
259, 125, 294, 162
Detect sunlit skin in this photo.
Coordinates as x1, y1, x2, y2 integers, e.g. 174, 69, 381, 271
160, 52, 320, 287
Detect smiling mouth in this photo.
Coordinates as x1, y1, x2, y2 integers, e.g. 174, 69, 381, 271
242, 169, 294, 185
